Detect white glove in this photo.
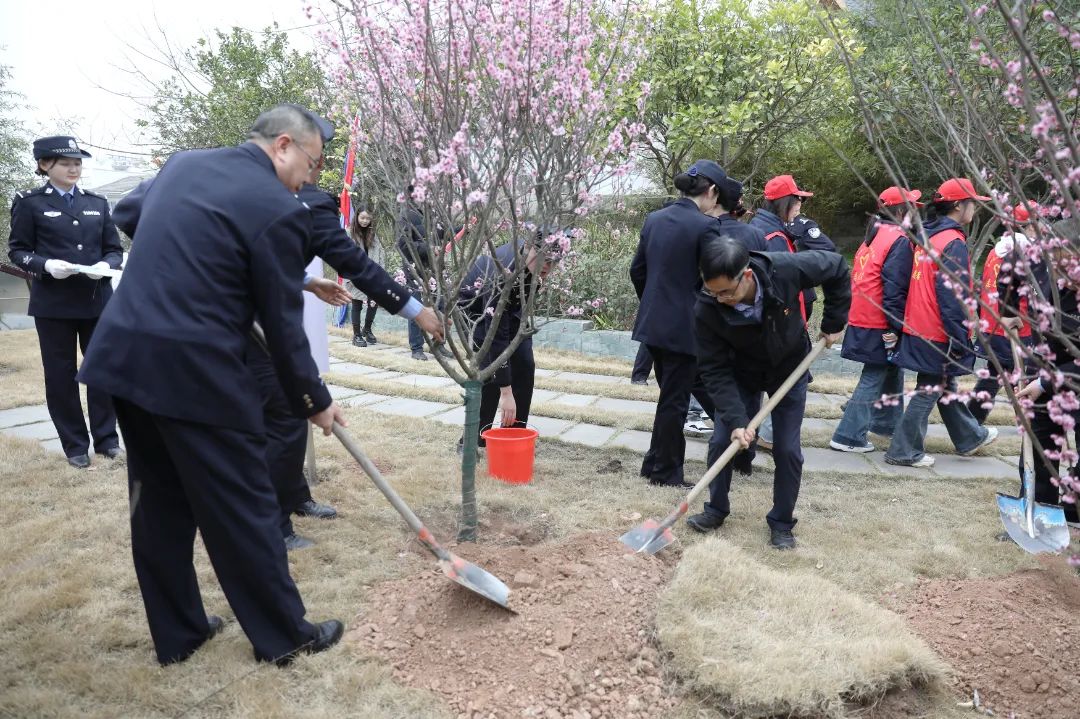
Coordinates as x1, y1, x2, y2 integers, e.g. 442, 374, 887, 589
84, 261, 111, 280
44, 259, 77, 280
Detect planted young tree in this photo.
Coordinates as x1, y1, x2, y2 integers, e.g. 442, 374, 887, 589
823, 0, 1079, 541
317, 0, 645, 539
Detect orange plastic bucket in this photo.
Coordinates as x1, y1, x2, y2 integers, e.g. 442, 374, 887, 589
480, 426, 539, 485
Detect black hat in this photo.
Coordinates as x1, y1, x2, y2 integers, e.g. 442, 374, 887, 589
685, 159, 726, 188
306, 111, 335, 145
33, 136, 92, 161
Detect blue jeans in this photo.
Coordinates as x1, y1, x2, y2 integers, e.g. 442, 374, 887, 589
831, 363, 904, 447
704, 374, 807, 530
407, 319, 424, 352
885, 372, 988, 463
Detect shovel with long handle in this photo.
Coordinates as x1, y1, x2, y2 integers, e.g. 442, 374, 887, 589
620, 339, 827, 555
995, 341, 1070, 554
332, 423, 515, 610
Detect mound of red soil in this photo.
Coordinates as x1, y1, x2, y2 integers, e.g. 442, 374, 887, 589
895, 567, 1080, 719
346, 533, 679, 719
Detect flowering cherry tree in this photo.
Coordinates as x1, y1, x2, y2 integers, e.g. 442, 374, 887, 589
312, 0, 645, 538
825, 0, 1079, 554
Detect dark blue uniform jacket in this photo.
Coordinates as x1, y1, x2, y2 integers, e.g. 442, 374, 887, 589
714, 213, 768, 252
695, 250, 850, 429
840, 217, 914, 365
78, 142, 330, 431
630, 197, 724, 356
8, 183, 124, 318
891, 217, 976, 376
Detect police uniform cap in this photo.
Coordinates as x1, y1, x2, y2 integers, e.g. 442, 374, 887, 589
33, 136, 92, 161
685, 159, 727, 189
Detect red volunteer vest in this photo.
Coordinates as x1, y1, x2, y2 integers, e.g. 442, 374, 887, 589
979, 250, 1032, 337
902, 228, 969, 343
849, 223, 907, 330
764, 230, 807, 323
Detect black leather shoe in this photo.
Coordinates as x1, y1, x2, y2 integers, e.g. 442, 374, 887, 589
284, 533, 315, 551
363, 329, 378, 344
67, 454, 91, 469
411, 350, 428, 361
161, 615, 225, 665
352, 335, 367, 347
206, 615, 225, 639
649, 478, 693, 489
686, 512, 725, 533
294, 499, 337, 519
770, 528, 796, 550
101, 447, 124, 460
273, 619, 345, 667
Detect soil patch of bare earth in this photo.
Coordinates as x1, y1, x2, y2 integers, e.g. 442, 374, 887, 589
894, 566, 1080, 719
347, 533, 680, 719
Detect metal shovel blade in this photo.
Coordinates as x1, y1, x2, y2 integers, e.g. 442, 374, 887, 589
438, 551, 513, 610
996, 493, 1070, 555
619, 518, 675, 555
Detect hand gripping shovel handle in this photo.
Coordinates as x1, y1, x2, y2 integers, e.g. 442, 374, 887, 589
649, 339, 828, 540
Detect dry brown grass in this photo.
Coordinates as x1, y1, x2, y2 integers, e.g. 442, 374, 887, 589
657, 537, 948, 718
0, 329, 46, 410
0, 327, 1040, 717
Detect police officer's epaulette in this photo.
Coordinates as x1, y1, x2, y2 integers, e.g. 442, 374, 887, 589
13, 185, 47, 201
81, 189, 107, 200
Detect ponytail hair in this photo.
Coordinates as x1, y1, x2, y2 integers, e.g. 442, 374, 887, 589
673, 172, 715, 198
925, 200, 958, 223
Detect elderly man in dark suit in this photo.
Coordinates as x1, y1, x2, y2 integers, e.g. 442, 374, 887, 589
79, 104, 345, 667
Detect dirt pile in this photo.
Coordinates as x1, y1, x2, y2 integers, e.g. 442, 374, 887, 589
895, 567, 1080, 719
346, 533, 679, 719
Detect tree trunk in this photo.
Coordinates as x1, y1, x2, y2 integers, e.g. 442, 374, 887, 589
458, 379, 482, 541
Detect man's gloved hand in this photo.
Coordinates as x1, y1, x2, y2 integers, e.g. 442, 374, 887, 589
83, 261, 112, 280
44, 259, 77, 279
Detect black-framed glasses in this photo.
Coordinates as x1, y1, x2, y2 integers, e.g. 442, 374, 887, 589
292, 139, 321, 171
702, 266, 750, 300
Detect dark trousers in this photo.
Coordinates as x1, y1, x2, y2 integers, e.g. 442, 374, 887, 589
35, 316, 118, 458
247, 339, 312, 538
476, 339, 535, 446
114, 397, 316, 664
703, 374, 808, 530
631, 343, 652, 383
1026, 409, 1080, 523
640, 346, 715, 484
351, 299, 376, 336
407, 319, 424, 352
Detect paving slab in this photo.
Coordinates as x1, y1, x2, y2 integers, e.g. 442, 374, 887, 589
529, 416, 574, 437
593, 397, 657, 415
430, 406, 467, 426
608, 430, 652, 453
1001, 455, 1021, 468
364, 370, 405, 381
328, 357, 344, 365
0, 404, 51, 429
803, 446, 876, 475
341, 392, 392, 407
326, 362, 386, 377
534, 368, 557, 378
863, 452, 932, 479
554, 371, 624, 385
552, 393, 596, 408
368, 397, 453, 418
39, 438, 63, 454
3, 421, 59, 441
531, 388, 561, 403
327, 384, 363, 400
558, 423, 616, 447
930, 454, 1013, 479
388, 374, 456, 389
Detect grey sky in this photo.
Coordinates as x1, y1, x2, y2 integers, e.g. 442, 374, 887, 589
0, 0, 330, 183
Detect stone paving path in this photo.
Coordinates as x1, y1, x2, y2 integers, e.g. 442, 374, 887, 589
0, 341, 1018, 481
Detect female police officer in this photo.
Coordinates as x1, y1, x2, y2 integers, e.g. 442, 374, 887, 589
7, 136, 123, 468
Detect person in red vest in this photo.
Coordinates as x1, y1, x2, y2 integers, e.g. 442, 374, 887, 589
966, 202, 1038, 425
748, 174, 836, 451
830, 187, 921, 453
884, 178, 1000, 468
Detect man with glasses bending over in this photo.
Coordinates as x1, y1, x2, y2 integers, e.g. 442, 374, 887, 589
685, 237, 850, 550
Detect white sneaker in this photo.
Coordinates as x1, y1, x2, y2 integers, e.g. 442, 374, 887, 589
961, 426, 999, 456
829, 439, 875, 453
684, 419, 714, 437
886, 454, 935, 468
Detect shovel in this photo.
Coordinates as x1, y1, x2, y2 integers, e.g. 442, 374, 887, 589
995, 343, 1070, 554
332, 423, 515, 610
621, 339, 827, 554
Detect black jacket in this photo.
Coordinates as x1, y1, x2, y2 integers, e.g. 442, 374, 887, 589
630, 197, 724, 355
297, 185, 410, 314
8, 183, 124, 318
696, 250, 850, 429
396, 206, 445, 287
459, 242, 530, 386
78, 143, 330, 431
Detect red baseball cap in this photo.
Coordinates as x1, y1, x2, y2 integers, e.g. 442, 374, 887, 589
878, 186, 923, 208
1012, 201, 1038, 223
763, 175, 814, 201
934, 178, 991, 202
